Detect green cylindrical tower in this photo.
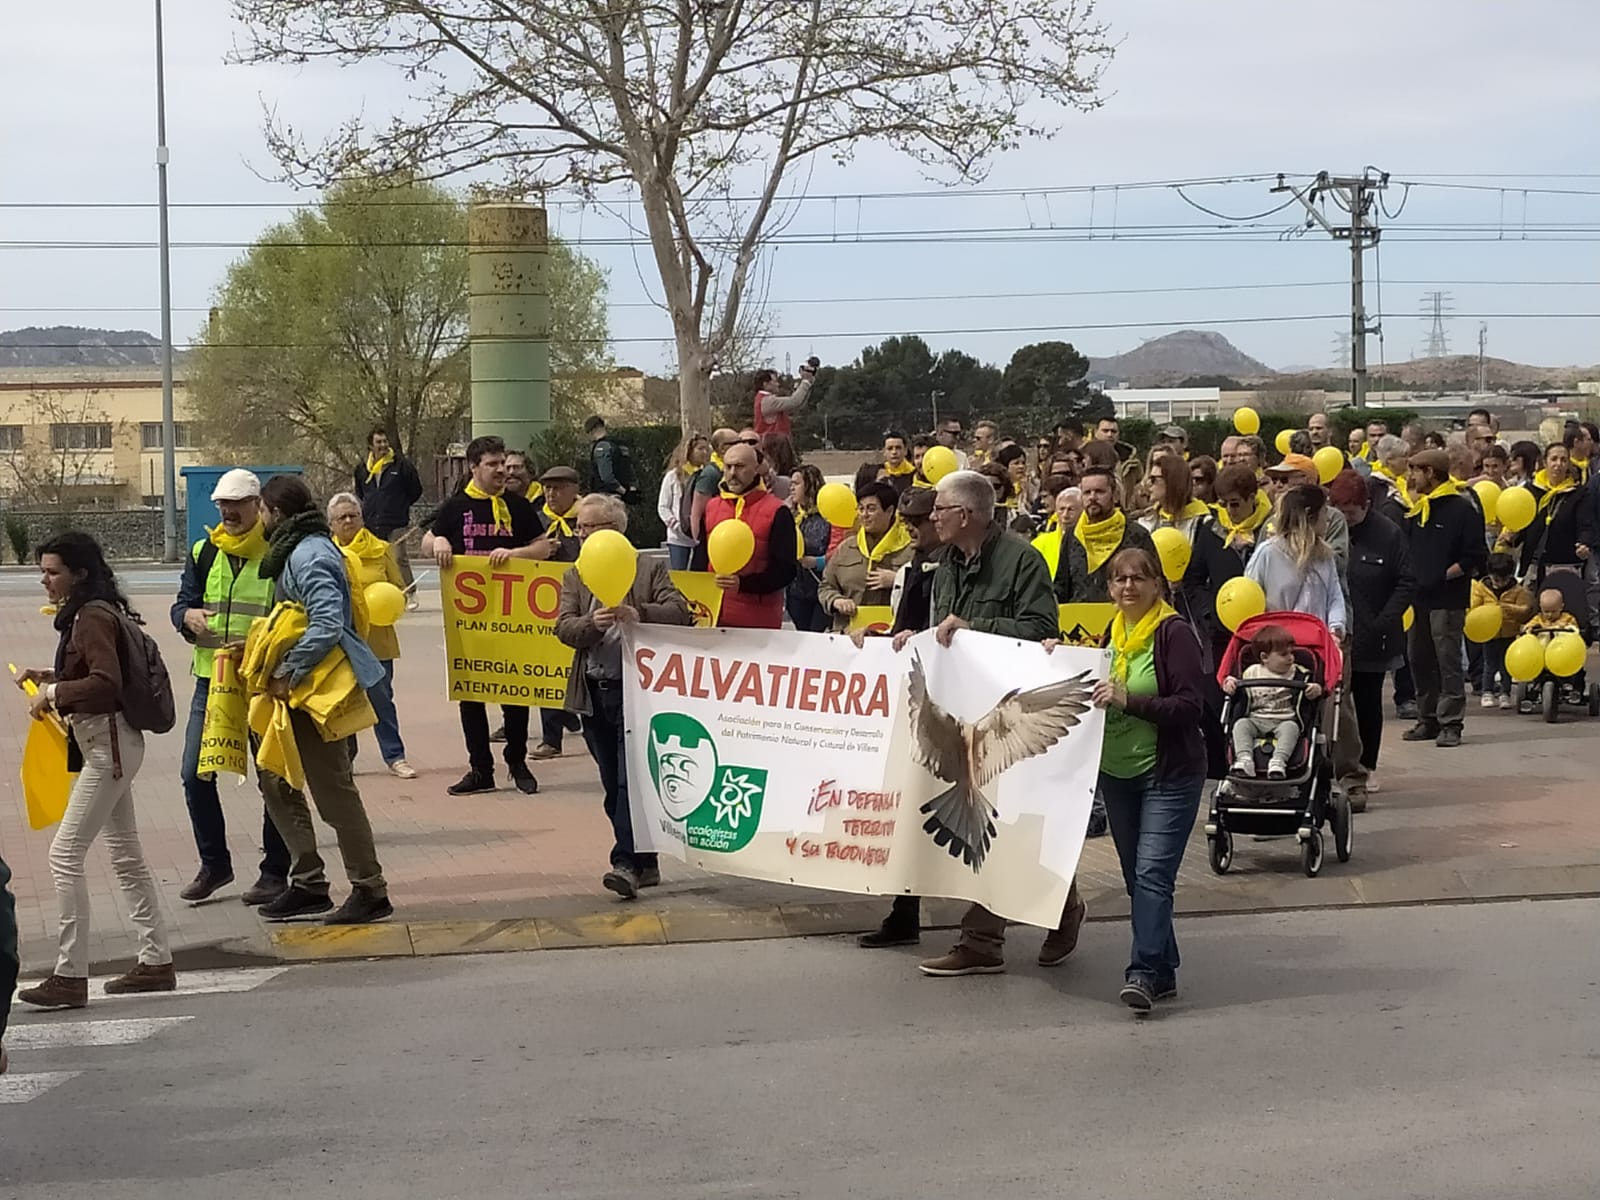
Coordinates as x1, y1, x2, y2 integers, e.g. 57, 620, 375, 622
468, 202, 551, 449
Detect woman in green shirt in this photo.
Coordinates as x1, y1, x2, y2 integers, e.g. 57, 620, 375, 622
1094, 547, 1209, 1012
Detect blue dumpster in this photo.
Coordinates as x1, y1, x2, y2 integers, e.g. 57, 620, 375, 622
180, 465, 304, 551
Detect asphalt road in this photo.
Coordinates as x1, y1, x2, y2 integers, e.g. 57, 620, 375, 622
4, 900, 1597, 1199
0, 564, 181, 598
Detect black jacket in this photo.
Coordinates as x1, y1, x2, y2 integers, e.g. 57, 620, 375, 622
1406, 493, 1486, 610
1517, 483, 1585, 577
891, 545, 946, 635
1054, 517, 1157, 604
355, 455, 424, 535
1579, 473, 1600, 553
1347, 510, 1415, 673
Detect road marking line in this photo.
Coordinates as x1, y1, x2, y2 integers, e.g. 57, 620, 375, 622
6, 1016, 194, 1050
0, 1072, 78, 1104
9, 966, 288, 1007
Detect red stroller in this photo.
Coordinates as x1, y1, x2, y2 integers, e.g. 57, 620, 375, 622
1208, 611, 1351, 878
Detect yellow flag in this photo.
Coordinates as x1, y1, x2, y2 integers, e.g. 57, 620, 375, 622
847, 606, 896, 635
197, 648, 250, 779
670, 570, 725, 629
1058, 603, 1115, 645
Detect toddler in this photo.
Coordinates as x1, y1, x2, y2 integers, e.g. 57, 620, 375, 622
1223, 624, 1323, 780
1522, 587, 1580, 638
1469, 552, 1533, 709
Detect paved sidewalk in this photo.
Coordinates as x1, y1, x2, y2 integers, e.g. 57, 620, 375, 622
3, 592, 1596, 972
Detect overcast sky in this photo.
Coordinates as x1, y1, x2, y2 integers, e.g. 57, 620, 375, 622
4, 0, 1599, 377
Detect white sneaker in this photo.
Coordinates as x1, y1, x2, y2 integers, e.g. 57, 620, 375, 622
388, 760, 418, 780
1498, 693, 1512, 710
1481, 693, 1497, 708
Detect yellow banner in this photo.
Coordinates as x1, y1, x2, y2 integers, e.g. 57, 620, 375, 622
670, 570, 724, 628
197, 647, 250, 779
442, 558, 575, 708
1058, 603, 1115, 646
847, 605, 896, 636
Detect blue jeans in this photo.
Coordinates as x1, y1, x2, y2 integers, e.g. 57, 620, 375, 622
1099, 770, 1204, 988
581, 681, 657, 872
182, 677, 292, 879
369, 660, 406, 763
0, 850, 18, 1042
667, 543, 693, 571
1482, 637, 1511, 695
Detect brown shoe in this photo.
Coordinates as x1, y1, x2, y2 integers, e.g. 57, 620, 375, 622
18, 974, 89, 1009
529, 743, 562, 760
1039, 896, 1088, 967
104, 963, 178, 995
917, 944, 1005, 977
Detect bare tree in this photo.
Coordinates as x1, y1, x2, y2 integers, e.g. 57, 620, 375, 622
231, 1, 1113, 431
0, 389, 124, 511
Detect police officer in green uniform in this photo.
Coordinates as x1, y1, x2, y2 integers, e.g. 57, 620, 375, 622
169, 469, 292, 905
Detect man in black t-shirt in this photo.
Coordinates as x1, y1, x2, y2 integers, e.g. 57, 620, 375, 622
430, 435, 549, 796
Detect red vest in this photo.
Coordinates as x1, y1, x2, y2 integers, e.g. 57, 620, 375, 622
752, 390, 790, 439
705, 488, 787, 629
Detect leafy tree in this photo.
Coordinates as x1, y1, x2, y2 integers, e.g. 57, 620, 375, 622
1001, 340, 1096, 417
931, 349, 1003, 419
232, 0, 1114, 432
1178, 374, 1243, 390
187, 177, 609, 492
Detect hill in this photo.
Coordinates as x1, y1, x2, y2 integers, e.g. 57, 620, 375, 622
0, 326, 164, 369
1087, 330, 1275, 387
1271, 354, 1599, 393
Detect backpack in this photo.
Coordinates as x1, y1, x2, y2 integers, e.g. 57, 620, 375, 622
87, 600, 176, 734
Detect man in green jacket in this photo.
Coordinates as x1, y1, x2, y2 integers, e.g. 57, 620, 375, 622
890, 470, 1087, 978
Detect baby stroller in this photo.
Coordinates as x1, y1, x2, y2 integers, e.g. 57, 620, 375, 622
1206, 611, 1349, 878
1511, 567, 1600, 723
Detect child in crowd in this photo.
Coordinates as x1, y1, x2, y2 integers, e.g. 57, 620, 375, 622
1469, 552, 1534, 710
1522, 588, 1581, 638
1223, 624, 1324, 780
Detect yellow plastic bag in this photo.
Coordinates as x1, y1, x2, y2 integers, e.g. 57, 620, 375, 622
196, 647, 250, 780
254, 697, 306, 792
10, 666, 75, 830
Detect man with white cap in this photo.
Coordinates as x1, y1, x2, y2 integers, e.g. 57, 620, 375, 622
168, 468, 292, 907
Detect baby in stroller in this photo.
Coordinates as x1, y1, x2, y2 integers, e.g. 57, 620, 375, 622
1518, 576, 1591, 713
1222, 623, 1324, 779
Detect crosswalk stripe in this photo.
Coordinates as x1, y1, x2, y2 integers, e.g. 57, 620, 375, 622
0, 1072, 79, 1104
5, 1016, 194, 1051
9, 966, 288, 1007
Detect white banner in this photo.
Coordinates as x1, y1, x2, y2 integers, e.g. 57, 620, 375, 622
622, 625, 1109, 928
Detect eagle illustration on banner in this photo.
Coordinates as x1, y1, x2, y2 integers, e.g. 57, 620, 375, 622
907, 654, 1095, 871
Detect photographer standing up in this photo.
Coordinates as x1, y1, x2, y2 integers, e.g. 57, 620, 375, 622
752, 357, 819, 440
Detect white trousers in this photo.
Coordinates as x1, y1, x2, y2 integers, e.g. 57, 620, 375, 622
50, 712, 172, 978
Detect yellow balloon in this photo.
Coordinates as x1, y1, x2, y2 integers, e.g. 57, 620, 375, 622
1313, 445, 1344, 484
707, 518, 755, 575
1150, 526, 1191, 582
1463, 603, 1502, 644
575, 529, 638, 607
364, 582, 406, 627
921, 445, 959, 484
1233, 406, 1261, 435
816, 481, 859, 528
1473, 479, 1501, 524
1216, 576, 1267, 632
1505, 633, 1545, 682
1274, 429, 1295, 456
1401, 605, 1413, 632
1496, 485, 1536, 533
1544, 632, 1587, 678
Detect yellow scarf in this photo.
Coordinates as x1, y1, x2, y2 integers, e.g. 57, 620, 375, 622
1214, 491, 1272, 546
209, 519, 270, 560
1157, 498, 1211, 524
882, 459, 915, 477
1406, 478, 1460, 526
911, 475, 934, 490
1532, 471, 1576, 511
338, 526, 390, 562
365, 450, 394, 484
1354, 443, 1372, 462
856, 519, 913, 568
1109, 600, 1179, 683
1074, 510, 1127, 575
711, 451, 725, 471
1370, 462, 1411, 505
1571, 456, 1589, 482
719, 480, 768, 519
542, 501, 579, 538
464, 480, 512, 534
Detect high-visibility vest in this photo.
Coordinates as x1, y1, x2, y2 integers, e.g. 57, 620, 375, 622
189, 540, 276, 680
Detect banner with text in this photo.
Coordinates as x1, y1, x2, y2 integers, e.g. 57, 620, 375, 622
442, 559, 575, 708
623, 625, 1108, 927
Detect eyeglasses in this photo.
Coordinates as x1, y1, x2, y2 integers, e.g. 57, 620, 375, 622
931, 502, 966, 515
1110, 574, 1155, 586
739, 437, 760, 446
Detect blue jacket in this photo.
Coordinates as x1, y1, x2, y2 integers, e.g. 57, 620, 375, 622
272, 534, 385, 690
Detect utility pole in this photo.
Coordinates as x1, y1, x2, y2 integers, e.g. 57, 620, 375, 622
154, 0, 179, 562
1477, 323, 1489, 393
1274, 170, 1388, 410
1419, 291, 1453, 358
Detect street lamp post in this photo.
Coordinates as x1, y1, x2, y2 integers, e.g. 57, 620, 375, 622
155, 0, 179, 562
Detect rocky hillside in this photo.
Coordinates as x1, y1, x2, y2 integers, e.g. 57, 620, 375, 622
0, 326, 163, 369
1087, 330, 1275, 387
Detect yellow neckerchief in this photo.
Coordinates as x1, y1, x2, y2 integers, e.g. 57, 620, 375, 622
1109, 600, 1179, 683
1354, 443, 1372, 462
542, 501, 579, 538
364, 450, 394, 484
856, 518, 913, 568
882, 459, 915, 477
680, 462, 698, 476
1214, 491, 1271, 545
1370, 462, 1411, 505
337, 526, 390, 562
718, 479, 768, 519
711, 451, 725, 471
911, 474, 934, 490
1532, 470, 1576, 511
1157, 498, 1211, 524
1043, 512, 1060, 532
1406, 478, 1461, 525
1000, 497, 1019, 511
1074, 509, 1127, 575
209, 518, 270, 560
464, 480, 512, 534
